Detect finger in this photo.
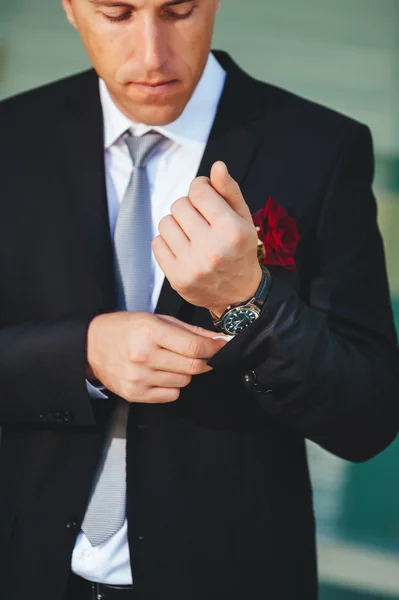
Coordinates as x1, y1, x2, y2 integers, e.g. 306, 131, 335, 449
155, 317, 230, 358
152, 234, 177, 277
170, 196, 210, 241
150, 347, 213, 375
210, 161, 253, 223
158, 214, 191, 259
146, 387, 181, 404
156, 314, 231, 340
149, 369, 193, 389
188, 176, 237, 225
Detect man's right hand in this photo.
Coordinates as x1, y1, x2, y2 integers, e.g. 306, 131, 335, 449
86, 312, 230, 404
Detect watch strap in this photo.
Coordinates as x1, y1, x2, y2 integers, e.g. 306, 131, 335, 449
252, 264, 271, 310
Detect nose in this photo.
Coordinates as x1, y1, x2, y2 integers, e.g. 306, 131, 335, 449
137, 15, 169, 74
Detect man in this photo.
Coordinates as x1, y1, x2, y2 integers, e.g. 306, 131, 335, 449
0, 0, 398, 599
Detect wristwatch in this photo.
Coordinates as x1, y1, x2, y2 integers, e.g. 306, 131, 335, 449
210, 264, 272, 335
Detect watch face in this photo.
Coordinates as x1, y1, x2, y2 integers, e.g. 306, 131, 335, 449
223, 308, 259, 335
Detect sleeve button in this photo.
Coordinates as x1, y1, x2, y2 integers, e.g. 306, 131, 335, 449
243, 370, 257, 385
243, 370, 269, 394
63, 411, 73, 424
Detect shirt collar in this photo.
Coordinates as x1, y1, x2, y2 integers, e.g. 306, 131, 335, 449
99, 52, 226, 151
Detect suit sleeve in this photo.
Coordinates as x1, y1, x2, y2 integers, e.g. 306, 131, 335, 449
0, 316, 100, 427
207, 124, 399, 462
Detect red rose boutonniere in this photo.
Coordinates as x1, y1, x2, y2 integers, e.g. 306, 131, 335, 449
252, 197, 300, 271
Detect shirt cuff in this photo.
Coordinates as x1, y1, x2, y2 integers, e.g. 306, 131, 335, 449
85, 379, 108, 400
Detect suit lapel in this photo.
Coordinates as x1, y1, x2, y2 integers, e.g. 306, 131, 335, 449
154, 51, 264, 320
61, 71, 116, 311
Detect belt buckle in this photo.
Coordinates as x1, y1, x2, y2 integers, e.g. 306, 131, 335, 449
92, 582, 105, 600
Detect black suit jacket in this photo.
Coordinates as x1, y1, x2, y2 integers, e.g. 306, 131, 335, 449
1, 51, 398, 600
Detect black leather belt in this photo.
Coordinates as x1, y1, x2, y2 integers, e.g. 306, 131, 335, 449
66, 572, 134, 599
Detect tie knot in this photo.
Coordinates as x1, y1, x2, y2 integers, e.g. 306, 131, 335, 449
123, 130, 167, 168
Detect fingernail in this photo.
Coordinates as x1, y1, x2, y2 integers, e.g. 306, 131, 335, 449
212, 335, 233, 341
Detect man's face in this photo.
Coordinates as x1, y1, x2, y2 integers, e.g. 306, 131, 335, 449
62, 0, 220, 125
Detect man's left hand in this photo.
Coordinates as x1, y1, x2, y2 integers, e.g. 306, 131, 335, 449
152, 161, 263, 317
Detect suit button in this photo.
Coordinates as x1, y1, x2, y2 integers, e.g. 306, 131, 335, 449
54, 412, 64, 425
243, 370, 256, 385
66, 519, 79, 533
63, 411, 73, 424
39, 413, 48, 423
243, 370, 270, 394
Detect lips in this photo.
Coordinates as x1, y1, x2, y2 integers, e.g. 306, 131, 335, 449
131, 80, 178, 95
136, 80, 173, 87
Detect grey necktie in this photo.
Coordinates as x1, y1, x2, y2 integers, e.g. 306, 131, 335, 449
81, 130, 168, 547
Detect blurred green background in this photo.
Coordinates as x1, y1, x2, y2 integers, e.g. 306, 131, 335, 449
0, 0, 398, 598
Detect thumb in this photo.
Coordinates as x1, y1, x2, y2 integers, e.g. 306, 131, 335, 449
210, 161, 252, 222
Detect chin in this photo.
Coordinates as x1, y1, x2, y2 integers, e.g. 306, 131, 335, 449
143, 110, 183, 126
128, 103, 187, 127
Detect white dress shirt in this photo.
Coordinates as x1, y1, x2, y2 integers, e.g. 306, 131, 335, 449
71, 53, 226, 585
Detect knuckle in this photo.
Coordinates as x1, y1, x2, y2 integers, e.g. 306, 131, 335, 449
207, 249, 224, 267
129, 372, 141, 386
186, 338, 202, 358
135, 316, 153, 337
126, 366, 146, 390
228, 228, 243, 250
128, 346, 149, 363
129, 375, 144, 396
189, 359, 203, 375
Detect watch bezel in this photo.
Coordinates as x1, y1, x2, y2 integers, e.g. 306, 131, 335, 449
220, 303, 261, 335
